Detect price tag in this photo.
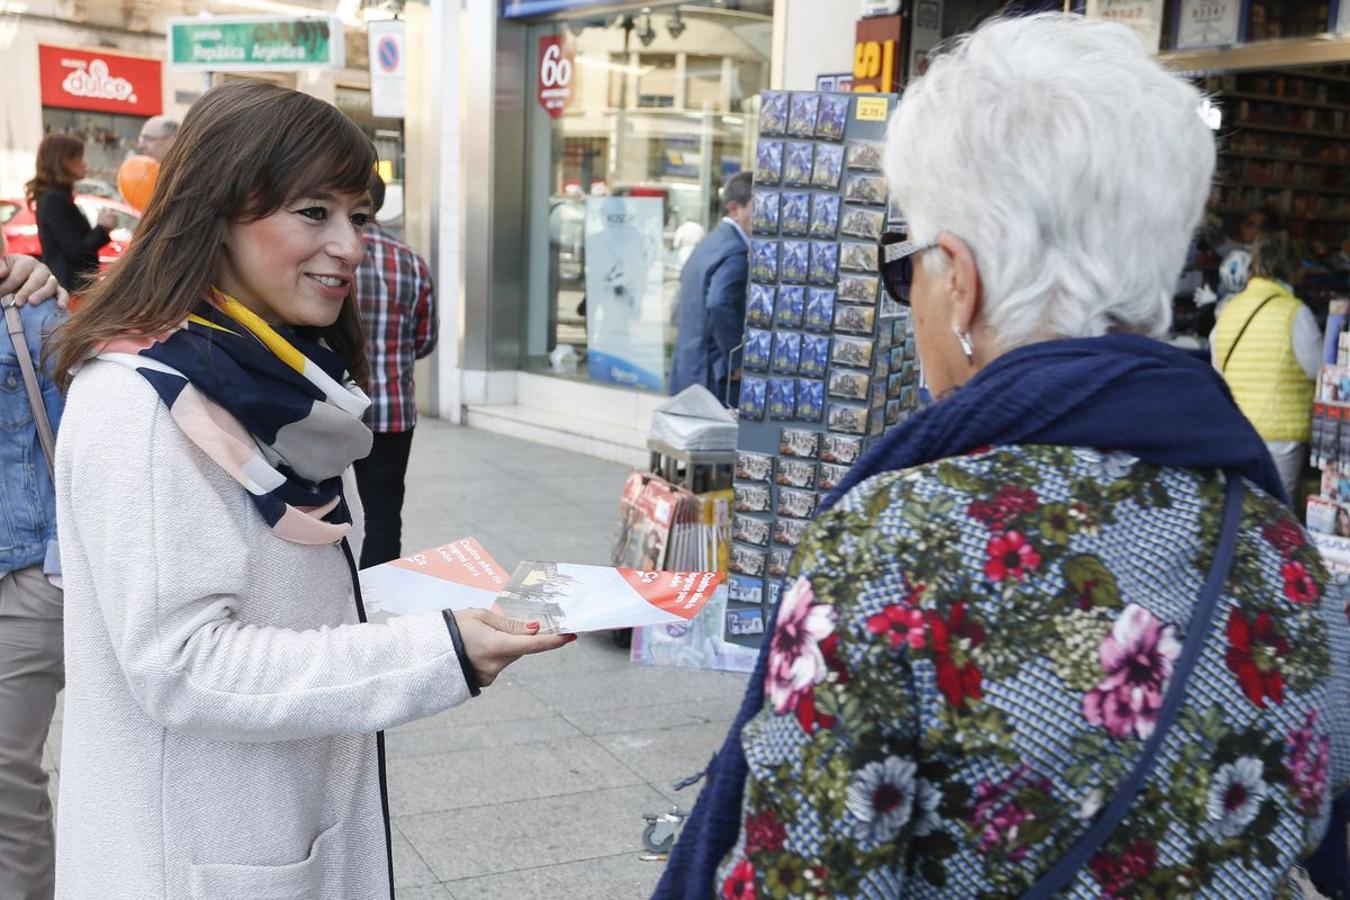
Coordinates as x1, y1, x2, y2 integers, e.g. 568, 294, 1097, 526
855, 96, 889, 122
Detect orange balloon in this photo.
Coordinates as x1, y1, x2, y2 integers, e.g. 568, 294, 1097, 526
117, 154, 159, 213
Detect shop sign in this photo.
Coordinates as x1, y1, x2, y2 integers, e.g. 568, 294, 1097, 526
503, 0, 610, 18
536, 35, 574, 120
38, 45, 163, 116
1173, 0, 1243, 50
1087, 0, 1164, 53
167, 16, 345, 71
368, 19, 405, 119
853, 14, 904, 94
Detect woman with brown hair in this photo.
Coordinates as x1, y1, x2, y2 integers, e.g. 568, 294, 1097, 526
25, 134, 116, 293
49, 80, 570, 899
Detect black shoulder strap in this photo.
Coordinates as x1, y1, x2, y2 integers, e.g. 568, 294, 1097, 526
1021, 474, 1246, 899
1220, 292, 1282, 374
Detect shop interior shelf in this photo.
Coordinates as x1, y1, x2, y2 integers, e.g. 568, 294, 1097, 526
1274, 68, 1350, 85
1213, 206, 1350, 223
1231, 120, 1349, 139
1218, 179, 1350, 197
1218, 150, 1350, 169
1219, 90, 1350, 112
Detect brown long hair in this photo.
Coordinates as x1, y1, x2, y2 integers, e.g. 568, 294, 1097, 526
52, 80, 375, 389
25, 133, 84, 205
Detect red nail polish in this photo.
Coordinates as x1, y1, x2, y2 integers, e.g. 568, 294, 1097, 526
564, 634, 578, 644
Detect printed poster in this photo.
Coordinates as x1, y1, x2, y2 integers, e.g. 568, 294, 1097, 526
584, 196, 666, 390
1174, 0, 1242, 50
1086, 0, 1164, 53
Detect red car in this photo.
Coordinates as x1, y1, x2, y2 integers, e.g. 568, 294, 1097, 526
0, 195, 138, 269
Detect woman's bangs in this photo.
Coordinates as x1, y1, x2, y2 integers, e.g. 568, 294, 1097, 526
286, 112, 377, 204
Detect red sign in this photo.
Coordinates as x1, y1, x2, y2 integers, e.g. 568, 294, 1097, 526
536, 35, 574, 120
39, 45, 163, 116
853, 14, 904, 94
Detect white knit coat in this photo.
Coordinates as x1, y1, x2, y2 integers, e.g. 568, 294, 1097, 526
54, 360, 472, 899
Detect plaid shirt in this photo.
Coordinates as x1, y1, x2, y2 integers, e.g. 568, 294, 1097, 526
355, 224, 438, 432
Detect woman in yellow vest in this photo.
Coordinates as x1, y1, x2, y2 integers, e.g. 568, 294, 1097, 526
1211, 231, 1320, 499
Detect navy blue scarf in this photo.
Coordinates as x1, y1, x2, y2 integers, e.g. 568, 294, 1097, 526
656, 333, 1296, 898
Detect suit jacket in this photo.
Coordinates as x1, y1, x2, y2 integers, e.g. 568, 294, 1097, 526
669, 221, 749, 405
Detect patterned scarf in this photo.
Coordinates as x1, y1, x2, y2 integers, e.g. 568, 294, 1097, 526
97, 291, 372, 545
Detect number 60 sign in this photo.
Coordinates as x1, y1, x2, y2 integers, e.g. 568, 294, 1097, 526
536, 35, 574, 119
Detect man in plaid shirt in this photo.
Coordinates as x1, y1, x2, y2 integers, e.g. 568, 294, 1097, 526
353, 174, 438, 567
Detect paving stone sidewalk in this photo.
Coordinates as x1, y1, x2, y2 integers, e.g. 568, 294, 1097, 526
44, 418, 749, 899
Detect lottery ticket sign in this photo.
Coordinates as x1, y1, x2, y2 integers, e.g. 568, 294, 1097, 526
536, 35, 574, 119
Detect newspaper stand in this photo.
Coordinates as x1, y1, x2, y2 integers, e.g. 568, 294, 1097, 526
646, 437, 734, 494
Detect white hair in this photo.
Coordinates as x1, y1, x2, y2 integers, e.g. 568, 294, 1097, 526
884, 13, 1215, 349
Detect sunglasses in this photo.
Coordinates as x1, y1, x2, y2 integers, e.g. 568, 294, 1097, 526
878, 232, 938, 305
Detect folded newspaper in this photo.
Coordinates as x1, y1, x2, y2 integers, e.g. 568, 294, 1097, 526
360, 538, 722, 633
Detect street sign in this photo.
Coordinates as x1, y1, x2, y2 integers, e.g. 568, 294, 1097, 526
536, 35, 574, 120
368, 19, 405, 119
167, 16, 345, 71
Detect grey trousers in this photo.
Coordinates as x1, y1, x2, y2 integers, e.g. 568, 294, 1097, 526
0, 565, 63, 900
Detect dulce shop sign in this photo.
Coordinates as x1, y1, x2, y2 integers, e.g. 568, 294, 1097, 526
38, 45, 163, 117
168, 16, 345, 71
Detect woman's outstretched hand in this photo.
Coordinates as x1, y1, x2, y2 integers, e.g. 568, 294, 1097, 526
453, 608, 574, 688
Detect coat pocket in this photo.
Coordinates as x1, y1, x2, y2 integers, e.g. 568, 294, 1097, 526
187, 820, 342, 900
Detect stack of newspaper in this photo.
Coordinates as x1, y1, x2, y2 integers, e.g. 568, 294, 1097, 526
648, 385, 738, 452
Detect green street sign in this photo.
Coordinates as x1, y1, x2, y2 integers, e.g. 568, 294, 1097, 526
168, 16, 345, 71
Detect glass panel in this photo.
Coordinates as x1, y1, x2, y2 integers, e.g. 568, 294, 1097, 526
523, 1, 775, 392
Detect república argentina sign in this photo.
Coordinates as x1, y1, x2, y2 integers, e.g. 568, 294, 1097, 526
168, 16, 345, 71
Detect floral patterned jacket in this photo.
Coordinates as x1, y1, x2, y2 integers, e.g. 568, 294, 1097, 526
718, 445, 1350, 898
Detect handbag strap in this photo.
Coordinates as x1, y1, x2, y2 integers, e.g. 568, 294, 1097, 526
2, 296, 57, 476
1220, 292, 1281, 374
1022, 473, 1246, 899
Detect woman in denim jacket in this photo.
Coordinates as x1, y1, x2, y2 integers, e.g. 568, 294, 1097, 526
0, 238, 68, 900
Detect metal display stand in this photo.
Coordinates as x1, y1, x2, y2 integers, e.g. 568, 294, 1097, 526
647, 437, 735, 493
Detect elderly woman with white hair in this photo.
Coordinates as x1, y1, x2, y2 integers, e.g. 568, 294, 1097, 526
656, 14, 1350, 899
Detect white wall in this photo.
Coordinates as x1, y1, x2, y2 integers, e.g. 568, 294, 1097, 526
781, 0, 860, 91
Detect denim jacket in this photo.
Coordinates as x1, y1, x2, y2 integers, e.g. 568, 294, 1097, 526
0, 300, 65, 577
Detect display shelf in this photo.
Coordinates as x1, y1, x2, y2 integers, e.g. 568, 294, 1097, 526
1219, 179, 1350, 197
1273, 68, 1350, 85
1221, 90, 1350, 112
1219, 150, 1350, 169
1231, 120, 1349, 139
1212, 206, 1350, 223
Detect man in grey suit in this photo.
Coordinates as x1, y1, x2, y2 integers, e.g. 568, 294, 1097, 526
669, 172, 753, 406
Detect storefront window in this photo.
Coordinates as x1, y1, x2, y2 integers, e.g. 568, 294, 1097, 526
523, 0, 774, 391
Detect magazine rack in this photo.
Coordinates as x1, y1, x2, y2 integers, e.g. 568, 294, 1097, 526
647, 437, 734, 493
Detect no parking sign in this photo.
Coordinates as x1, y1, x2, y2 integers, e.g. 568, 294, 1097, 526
368, 18, 404, 119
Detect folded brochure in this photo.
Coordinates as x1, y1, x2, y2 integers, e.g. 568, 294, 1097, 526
360, 538, 722, 634
497, 561, 723, 634
358, 538, 509, 617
